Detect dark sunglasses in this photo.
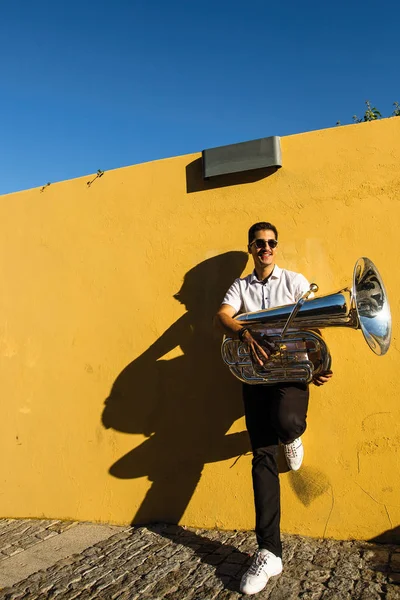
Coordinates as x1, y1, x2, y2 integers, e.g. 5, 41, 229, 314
250, 238, 278, 250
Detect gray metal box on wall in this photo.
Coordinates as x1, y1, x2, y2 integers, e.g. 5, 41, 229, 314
202, 136, 282, 179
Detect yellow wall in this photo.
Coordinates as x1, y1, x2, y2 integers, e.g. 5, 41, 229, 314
1, 118, 399, 541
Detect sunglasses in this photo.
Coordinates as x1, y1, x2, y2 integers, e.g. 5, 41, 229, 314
249, 238, 278, 250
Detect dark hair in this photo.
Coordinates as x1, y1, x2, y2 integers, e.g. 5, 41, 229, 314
248, 222, 278, 246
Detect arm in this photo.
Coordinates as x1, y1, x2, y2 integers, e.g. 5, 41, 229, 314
214, 304, 270, 366
214, 304, 244, 337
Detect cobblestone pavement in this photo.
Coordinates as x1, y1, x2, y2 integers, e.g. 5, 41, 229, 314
0, 520, 80, 559
0, 519, 399, 599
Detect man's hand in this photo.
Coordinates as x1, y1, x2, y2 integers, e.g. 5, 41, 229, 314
242, 329, 271, 366
214, 305, 273, 367
312, 370, 333, 386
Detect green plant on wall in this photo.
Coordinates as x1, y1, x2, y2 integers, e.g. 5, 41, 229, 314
353, 100, 382, 123
393, 101, 400, 117
336, 100, 400, 126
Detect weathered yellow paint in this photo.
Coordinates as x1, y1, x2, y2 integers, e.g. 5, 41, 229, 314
1, 118, 399, 541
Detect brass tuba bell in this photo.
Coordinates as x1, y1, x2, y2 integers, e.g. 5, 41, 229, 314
221, 257, 391, 384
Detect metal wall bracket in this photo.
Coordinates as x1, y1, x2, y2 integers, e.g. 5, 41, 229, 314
202, 136, 282, 179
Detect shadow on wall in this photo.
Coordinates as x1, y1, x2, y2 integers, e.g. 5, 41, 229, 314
369, 526, 400, 545
186, 158, 278, 193
101, 251, 252, 526
288, 466, 331, 507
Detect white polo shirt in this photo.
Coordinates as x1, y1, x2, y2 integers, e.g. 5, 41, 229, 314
222, 265, 311, 315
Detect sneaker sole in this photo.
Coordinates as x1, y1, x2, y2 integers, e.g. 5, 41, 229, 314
240, 571, 282, 595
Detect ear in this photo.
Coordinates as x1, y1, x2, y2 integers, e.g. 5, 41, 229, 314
247, 244, 252, 254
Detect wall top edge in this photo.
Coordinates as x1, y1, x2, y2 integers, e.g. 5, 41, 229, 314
1, 117, 399, 198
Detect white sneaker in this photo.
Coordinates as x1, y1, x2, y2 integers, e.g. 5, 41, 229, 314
283, 437, 304, 471
240, 548, 282, 595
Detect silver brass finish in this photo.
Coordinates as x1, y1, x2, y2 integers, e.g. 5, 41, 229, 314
221, 257, 391, 384
353, 257, 391, 355
279, 282, 319, 338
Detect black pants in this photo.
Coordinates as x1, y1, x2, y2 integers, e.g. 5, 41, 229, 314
243, 382, 309, 558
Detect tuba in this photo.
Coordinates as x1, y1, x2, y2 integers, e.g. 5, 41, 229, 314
221, 257, 391, 384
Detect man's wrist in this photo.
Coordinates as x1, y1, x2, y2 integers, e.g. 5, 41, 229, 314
238, 327, 251, 342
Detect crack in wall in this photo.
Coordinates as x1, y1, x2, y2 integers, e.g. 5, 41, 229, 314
384, 504, 393, 529
355, 482, 399, 529
322, 485, 334, 539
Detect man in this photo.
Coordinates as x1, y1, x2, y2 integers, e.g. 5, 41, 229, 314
215, 222, 332, 595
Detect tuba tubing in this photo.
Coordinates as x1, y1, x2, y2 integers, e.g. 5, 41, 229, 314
221, 257, 391, 385
235, 289, 357, 329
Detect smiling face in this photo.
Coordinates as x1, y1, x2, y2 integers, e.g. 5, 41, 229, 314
248, 228, 278, 272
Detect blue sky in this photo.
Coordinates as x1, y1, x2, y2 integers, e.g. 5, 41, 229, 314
1, 0, 399, 195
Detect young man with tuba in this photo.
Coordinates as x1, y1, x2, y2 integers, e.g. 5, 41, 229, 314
215, 221, 332, 596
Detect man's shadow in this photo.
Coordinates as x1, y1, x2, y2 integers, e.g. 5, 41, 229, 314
101, 251, 252, 526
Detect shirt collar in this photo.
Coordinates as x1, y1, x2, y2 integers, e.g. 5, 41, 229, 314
250, 265, 282, 283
